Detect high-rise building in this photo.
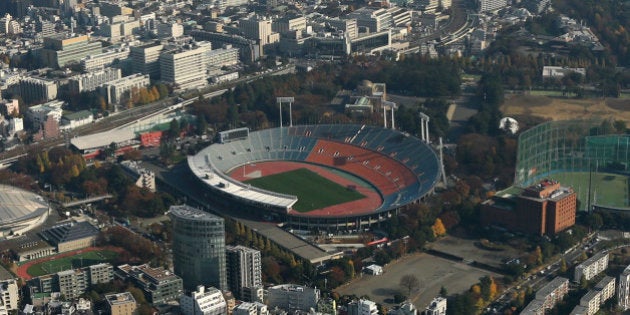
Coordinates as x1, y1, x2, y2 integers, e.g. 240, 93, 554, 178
13, 77, 58, 104
39, 35, 103, 69
239, 17, 279, 56
226, 245, 262, 301
477, 0, 507, 12
619, 265, 630, 311
130, 42, 164, 80
159, 42, 211, 90
347, 8, 393, 33
180, 286, 227, 315
169, 205, 227, 291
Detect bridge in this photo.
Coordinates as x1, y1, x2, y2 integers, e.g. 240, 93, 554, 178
61, 194, 113, 208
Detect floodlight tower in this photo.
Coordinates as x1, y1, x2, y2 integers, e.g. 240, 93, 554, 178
276, 97, 295, 127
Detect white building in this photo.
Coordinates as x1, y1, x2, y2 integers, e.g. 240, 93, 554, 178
180, 286, 227, 315
347, 8, 393, 33
68, 68, 122, 94
206, 46, 239, 72
239, 17, 279, 56
594, 276, 615, 304
100, 73, 151, 105
226, 245, 262, 301
0, 99, 18, 116
61, 110, 94, 130
326, 18, 358, 40
160, 42, 211, 90
233, 302, 268, 315
578, 290, 600, 315
80, 46, 130, 72
541, 66, 586, 79
267, 285, 320, 312
131, 43, 164, 80
619, 264, 630, 311
27, 100, 64, 126
424, 297, 446, 315
363, 265, 383, 275
0, 279, 19, 312
574, 253, 609, 282
358, 299, 378, 315
8, 117, 23, 137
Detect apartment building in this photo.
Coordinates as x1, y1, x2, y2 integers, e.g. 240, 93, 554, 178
226, 245, 262, 301
116, 264, 183, 305
180, 286, 227, 315
574, 252, 609, 282
105, 292, 137, 315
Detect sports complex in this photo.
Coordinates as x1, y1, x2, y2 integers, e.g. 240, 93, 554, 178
516, 120, 630, 211
188, 124, 442, 231
0, 185, 49, 237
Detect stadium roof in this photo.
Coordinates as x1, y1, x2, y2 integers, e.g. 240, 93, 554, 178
188, 156, 298, 210
0, 185, 48, 225
39, 221, 99, 245
70, 129, 135, 151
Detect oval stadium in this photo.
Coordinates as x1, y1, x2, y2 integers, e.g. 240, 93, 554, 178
188, 124, 441, 231
0, 185, 49, 237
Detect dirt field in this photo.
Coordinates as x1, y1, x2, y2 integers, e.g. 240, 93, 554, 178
335, 253, 498, 310
427, 235, 523, 268
501, 94, 630, 122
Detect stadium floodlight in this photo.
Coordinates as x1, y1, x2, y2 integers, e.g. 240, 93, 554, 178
277, 97, 295, 127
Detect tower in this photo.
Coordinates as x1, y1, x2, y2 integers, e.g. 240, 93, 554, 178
169, 205, 227, 291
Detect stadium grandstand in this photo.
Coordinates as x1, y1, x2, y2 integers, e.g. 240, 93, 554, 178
188, 124, 441, 231
0, 185, 50, 237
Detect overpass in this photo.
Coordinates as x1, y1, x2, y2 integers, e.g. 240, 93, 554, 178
62, 194, 113, 208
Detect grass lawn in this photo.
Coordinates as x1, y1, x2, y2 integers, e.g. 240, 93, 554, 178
244, 168, 365, 212
27, 250, 118, 277
547, 172, 628, 209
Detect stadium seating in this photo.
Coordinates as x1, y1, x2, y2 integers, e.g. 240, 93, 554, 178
196, 124, 441, 212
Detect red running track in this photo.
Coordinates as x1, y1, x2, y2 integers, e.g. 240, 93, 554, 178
229, 161, 383, 217
16, 246, 124, 280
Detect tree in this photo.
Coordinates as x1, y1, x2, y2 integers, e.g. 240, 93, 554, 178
560, 258, 568, 273
399, 274, 420, 296
534, 246, 543, 266
440, 286, 448, 297
580, 274, 588, 289
432, 218, 446, 237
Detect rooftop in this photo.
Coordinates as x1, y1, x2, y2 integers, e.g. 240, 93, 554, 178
105, 292, 136, 306
535, 277, 568, 299
168, 204, 224, 222
39, 221, 99, 245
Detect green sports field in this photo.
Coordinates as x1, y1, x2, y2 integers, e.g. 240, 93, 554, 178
26, 250, 118, 277
547, 172, 629, 210
244, 168, 365, 212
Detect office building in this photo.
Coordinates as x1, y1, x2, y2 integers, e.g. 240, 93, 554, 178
347, 8, 393, 33
131, 43, 164, 80
40, 35, 103, 69
160, 43, 211, 90
239, 17, 279, 56
57, 269, 88, 300
180, 286, 227, 315
100, 73, 151, 105
80, 46, 130, 72
106, 292, 137, 315
326, 18, 358, 39
98, 2, 134, 18
211, 0, 249, 11
207, 46, 239, 71
233, 302, 268, 315
169, 205, 226, 291
116, 264, 183, 305
68, 68, 122, 94
521, 277, 569, 315
481, 179, 577, 235
14, 77, 57, 104
272, 16, 307, 35
424, 297, 446, 315
267, 284, 320, 312
619, 264, 630, 311
477, 0, 507, 12
157, 23, 184, 38
574, 253, 609, 282
226, 245, 261, 301
0, 279, 18, 312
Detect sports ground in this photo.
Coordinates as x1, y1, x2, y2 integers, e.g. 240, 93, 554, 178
229, 161, 383, 216
18, 247, 120, 279
547, 171, 629, 209
244, 168, 366, 212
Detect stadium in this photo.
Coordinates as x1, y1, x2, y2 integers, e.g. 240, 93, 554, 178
188, 124, 442, 231
0, 185, 50, 237
516, 120, 630, 212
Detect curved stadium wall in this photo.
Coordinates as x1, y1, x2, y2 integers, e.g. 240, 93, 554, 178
188, 124, 442, 231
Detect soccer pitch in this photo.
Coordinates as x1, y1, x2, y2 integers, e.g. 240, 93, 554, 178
547, 172, 629, 209
244, 168, 366, 212
27, 250, 118, 277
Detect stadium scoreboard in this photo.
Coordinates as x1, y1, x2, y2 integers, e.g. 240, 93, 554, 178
218, 127, 250, 143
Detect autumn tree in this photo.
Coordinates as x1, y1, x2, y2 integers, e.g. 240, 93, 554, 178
399, 274, 420, 296
432, 218, 446, 237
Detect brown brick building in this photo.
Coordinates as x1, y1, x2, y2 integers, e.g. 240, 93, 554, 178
481, 179, 577, 235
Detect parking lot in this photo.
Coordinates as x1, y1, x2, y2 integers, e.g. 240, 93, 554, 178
335, 252, 499, 309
